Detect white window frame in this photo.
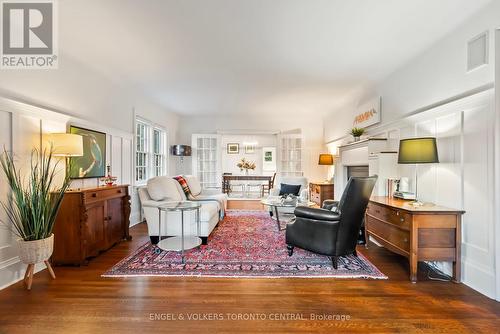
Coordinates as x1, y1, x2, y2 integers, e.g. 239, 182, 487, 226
134, 117, 168, 185
152, 127, 167, 178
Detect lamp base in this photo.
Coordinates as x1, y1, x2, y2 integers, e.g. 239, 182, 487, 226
407, 200, 435, 208
409, 200, 424, 207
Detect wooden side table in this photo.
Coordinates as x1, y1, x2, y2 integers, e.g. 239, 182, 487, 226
309, 182, 334, 206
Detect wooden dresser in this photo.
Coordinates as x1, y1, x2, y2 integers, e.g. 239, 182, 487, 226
52, 185, 132, 265
309, 182, 334, 206
365, 196, 464, 283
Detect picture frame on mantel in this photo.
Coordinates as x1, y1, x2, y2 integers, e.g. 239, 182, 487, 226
354, 96, 381, 128
68, 125, 106, 179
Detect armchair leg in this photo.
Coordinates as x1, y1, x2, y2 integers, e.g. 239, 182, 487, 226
331, 256, 338, 269
287, 245, 294, 256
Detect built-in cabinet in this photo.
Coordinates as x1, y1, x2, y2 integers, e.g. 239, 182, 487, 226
191, 134, 221, 189
279, 134, 303, 177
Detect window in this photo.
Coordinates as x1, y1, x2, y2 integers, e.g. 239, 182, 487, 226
135, 118, 168, 184
136, 121, 149, 183
153, 128, 166, 177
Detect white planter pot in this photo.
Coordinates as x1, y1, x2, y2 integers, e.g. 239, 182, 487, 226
17, 234, 54, 264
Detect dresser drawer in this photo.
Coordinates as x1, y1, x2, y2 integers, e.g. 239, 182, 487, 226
84, 187, 126, 203
366, 203, 411, 230
366, 216, 410, 253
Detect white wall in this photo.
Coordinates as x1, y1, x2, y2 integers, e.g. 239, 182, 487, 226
220, 134, 277, 176
389, 92, 495, 299
177, 114, 326, 182
494, 29, 500, 302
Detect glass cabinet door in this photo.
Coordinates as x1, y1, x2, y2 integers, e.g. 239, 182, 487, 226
192, 134, 221, 189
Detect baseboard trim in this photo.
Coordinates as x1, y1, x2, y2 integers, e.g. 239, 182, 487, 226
0, 259, 45, 290
461, 259, 496, 299
0, 256, 20, 270
129, 211, 143, 227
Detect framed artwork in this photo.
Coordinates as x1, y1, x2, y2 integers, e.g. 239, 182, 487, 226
227, 143, 239, 154
354, 96, 381, 128
69, 125, 106, 179
245, 144, 256, 154
262, 146, 276, 171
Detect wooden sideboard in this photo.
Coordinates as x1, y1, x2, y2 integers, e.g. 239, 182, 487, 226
365, 196, 464, 283
309, 182, 334, 206
52, 185, 132, 265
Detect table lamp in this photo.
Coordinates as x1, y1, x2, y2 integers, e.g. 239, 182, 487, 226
318, 153, 334, 183
398, 137, 439, 206
46, 133, 84, 177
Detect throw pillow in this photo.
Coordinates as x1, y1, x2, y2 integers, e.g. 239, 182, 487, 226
279, 183, 301, 196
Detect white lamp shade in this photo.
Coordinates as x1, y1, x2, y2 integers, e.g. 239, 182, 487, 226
46, 133, 84, 157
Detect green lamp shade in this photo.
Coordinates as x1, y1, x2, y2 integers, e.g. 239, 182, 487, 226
398, 138, 439, 164
318, 154, 334, 165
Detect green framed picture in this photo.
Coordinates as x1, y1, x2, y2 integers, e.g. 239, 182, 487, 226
68, 126, 106, 179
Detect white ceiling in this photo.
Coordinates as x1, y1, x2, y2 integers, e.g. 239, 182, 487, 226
60, 0, 492, 117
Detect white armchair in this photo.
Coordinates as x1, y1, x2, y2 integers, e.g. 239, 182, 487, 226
269, 176, 309, 199
267, 176, 309, 214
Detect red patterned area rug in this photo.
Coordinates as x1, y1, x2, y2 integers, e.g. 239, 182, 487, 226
103, 211, 387, 279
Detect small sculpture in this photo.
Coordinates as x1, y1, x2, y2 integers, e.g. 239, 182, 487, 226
100, 165, 117, 186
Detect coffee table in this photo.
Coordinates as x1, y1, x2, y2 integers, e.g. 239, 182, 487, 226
155, 201, 202, 263
261, 198, 316, 231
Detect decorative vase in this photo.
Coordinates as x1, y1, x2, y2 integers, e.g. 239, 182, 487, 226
17, 234, 56, 290
354, 136, 360, 142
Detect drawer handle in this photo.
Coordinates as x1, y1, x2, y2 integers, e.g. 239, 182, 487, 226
404, 238, 408, 243
91, 193, 97, 198
400, 218, 405, 222
375, 209, 381, 214
396, 211, 400, 216
117, 189, 122, 194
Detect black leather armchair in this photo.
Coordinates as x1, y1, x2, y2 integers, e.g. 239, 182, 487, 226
286, 176, 377, 269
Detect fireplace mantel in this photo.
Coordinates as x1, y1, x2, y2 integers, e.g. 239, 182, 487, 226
334, 137, 398, 199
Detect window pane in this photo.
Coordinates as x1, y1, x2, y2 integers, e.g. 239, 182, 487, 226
153, 130, 160, 154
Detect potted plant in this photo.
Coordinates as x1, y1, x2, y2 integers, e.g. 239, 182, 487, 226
350, 127, 365, 142
0, 148, 71, 290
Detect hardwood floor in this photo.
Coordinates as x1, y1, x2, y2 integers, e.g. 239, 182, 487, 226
227, 199, 265, 210
0, 215, 499, 333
